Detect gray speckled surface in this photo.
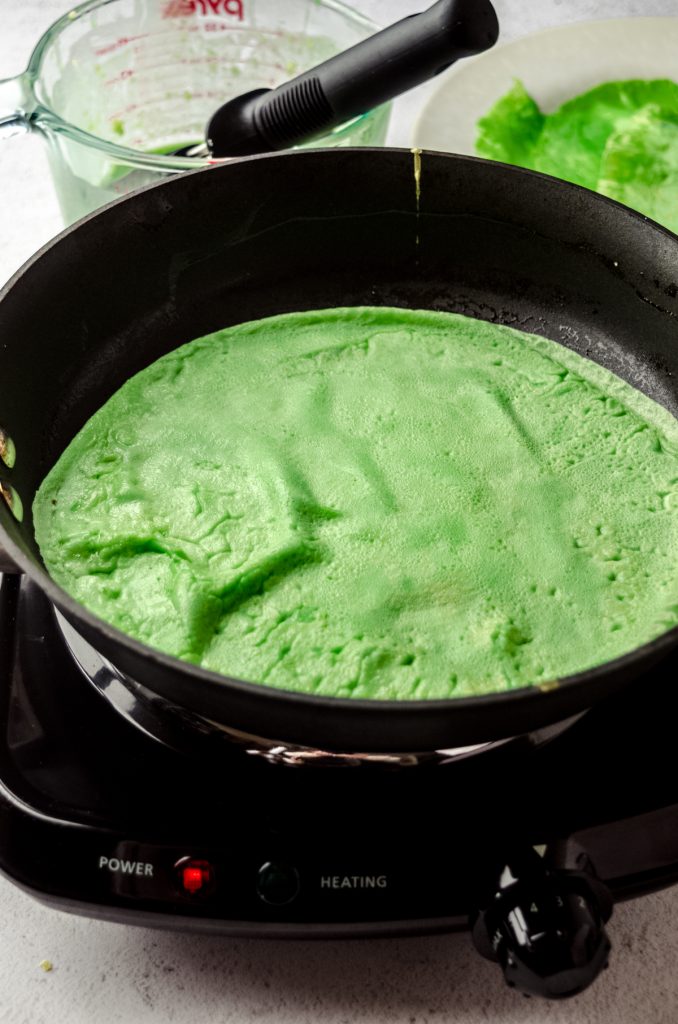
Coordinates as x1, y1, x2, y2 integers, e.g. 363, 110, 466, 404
3, 889, 678, 1023
2, 1, 678, 1021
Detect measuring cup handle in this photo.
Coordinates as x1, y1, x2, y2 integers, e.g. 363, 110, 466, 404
0, 75, 31, 140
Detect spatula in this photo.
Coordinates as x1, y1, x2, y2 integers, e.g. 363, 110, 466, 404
184, 0, 499, 159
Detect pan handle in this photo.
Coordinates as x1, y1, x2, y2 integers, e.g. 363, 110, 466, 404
0, 543, 21, 574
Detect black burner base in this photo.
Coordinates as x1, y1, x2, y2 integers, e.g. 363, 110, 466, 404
1, 574, 678, 937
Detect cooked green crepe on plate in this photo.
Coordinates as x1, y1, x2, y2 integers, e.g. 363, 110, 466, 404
477, 79, 678, 233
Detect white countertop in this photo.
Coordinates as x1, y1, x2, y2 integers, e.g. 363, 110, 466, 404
2, 1, 678, 1021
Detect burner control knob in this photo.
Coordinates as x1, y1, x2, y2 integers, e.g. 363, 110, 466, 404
471, 849, 613, 1000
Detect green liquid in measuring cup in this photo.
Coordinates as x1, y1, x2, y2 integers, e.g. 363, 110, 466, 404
43, 21, 390, 225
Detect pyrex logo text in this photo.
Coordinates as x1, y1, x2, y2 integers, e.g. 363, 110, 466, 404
163, 0, 244, 19
194, 0, 244, 17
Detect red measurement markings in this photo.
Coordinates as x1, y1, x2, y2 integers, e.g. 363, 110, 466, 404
104, 68, 135, 86
161, 0, 195, 14
93, 33, 149, 57
108, 104, 143, 120
162, 0, 244, 19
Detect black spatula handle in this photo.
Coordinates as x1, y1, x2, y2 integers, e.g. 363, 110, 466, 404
207, 0, 499, 157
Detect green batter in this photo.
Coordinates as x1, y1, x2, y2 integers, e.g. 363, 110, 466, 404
476, 79, 678, 233
33, 308, 678, 700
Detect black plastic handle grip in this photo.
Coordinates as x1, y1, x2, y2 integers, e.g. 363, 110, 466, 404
207, 0, 499, 157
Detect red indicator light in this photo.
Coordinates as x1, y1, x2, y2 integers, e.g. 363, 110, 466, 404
183, 866, 207, 893
175, 858, 214, 896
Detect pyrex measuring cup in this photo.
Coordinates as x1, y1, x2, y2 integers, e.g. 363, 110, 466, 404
0, 0, 391, 225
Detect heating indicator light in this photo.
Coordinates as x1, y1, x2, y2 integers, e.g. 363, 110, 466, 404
174, 857, 214, 897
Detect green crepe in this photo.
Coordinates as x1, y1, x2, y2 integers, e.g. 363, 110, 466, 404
34, 308, 678, 700
476, 79, 678, 233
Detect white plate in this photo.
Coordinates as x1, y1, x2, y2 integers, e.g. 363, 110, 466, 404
412, 17, 678, 156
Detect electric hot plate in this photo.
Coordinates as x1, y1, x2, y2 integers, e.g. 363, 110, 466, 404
1, 571, 678, 999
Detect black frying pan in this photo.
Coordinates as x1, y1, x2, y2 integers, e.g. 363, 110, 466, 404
0, 149, 677, 753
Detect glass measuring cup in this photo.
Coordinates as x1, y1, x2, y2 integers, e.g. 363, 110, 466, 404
0, 0, 391, 225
